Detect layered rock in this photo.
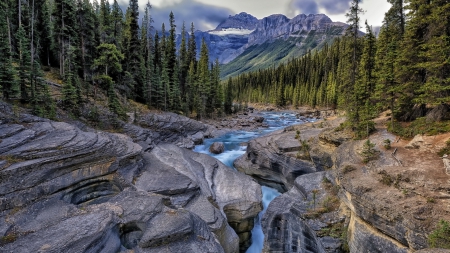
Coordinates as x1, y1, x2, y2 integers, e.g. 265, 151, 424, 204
334, 129, 450, 252
234, 122, 334, 192
262, 172, 340, 253
0, 103, 262, 252
249, 14, 336, 45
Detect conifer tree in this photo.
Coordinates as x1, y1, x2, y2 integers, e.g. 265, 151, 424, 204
141, 1, 154, 105
345, 0, 364, 128
0, 3, 19, 99
123, 0, 142, 98
224, 77, 233, 114
357, 21, 377, 137
110, 0, 123, 50
197, 38, 210, 118
17, 25, 31, 102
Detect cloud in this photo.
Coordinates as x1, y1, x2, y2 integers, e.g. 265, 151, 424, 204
287, 0, 352, 16
148, 0, 234, 31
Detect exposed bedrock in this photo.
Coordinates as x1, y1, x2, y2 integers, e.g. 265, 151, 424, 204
233, 123, 336, 192
262, 172, 336, 253
0, 103, 261, 253
334, 129, 450, 253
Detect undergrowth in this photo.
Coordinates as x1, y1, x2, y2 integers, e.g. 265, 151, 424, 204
438, 139, 450, 157
428, 220, 450, 249
388, 118, 450, 138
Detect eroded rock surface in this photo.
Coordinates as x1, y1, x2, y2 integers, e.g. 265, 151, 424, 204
0, 103, 261, 253
262, 172, 338, 253
334, 129, 450, 252
234, 121, 335, 192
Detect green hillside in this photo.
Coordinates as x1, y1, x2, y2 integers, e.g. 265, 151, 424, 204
220, 26, 345, 79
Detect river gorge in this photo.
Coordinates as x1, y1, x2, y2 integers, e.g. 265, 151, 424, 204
1, 101, 449, 253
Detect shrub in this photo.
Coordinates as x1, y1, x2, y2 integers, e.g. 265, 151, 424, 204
383, 139, 392, 150
438, 139, 450, 157
361, 139, 377, 163
428, 220, 450, 249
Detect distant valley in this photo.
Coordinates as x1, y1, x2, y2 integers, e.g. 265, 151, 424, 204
179, 12, 347, 79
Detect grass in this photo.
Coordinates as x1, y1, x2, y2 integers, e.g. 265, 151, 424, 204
0, 155, 24, 167
317, 221, 346, 238
0, 233, 17, 246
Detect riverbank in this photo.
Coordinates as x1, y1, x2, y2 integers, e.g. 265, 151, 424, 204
232, 112, 450, 252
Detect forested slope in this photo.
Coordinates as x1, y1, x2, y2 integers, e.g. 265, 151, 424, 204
0, 0, 231, 120
228, 0, 450, 138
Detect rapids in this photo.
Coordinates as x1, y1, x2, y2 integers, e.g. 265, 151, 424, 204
194, 111, 315, 252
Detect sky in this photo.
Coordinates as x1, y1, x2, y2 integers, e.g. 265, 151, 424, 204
117, 0, 392, 32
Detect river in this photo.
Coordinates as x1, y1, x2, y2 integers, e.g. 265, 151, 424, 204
194, 111, 315, 253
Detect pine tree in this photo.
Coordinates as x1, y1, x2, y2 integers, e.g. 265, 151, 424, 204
110, 0, 123, 50
224, 77, 233, 114
356, 21, 377, 138
123, 0, 142, 98
17, 25, 31, 102
53, 0, 78, 78
197, 38, 210, 119
179, 22, 189, 114
141, 1, 154, 105
187, 22, 197, 65
167, 12, 180, 111
0, 2, 19, 99
345, 0, 364, 128
415, 0, 450, 106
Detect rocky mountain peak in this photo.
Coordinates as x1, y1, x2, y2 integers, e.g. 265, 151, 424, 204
249, 13, 336, 45
213, 12, 259, 31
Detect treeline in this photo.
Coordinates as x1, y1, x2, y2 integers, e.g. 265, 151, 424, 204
0, 0, 228, 119
229, 0, 450, 137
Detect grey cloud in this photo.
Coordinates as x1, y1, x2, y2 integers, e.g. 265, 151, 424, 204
150, 0, 234, 31
288, 0, 352, 16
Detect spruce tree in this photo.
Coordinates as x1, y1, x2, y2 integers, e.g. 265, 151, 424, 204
0, 3, 19, 99
197, 38, 210, 119
17, 25, 31, 102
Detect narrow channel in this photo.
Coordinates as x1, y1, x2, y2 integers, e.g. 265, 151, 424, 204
194, 111, 313, 252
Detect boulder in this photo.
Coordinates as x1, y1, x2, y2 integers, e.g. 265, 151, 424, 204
191, 132, 205, 145
210, 142, 225, 154
253, 116, 264, 123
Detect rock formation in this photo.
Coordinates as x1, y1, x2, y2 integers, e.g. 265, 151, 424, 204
0, 102, 262, 252
234, 121, 336, 192
235, 115, 450, 253
262, 172, 340, 253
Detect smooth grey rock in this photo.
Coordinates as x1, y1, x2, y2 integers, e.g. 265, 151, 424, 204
210, 142, 225, 154
0, 103, 259, 253
262, 172, 329, 253
191, 132, 205, 145
233, 125, 329, 192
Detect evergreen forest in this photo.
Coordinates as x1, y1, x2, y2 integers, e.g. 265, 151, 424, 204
229, 0, 450, 138
0, 0, 228, 120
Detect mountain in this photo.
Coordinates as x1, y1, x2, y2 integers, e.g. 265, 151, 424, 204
177, 12, 347, 79
221, 14, 347, 78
